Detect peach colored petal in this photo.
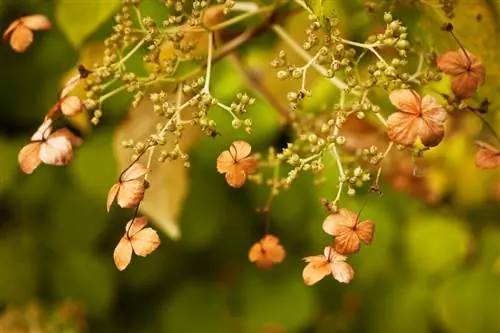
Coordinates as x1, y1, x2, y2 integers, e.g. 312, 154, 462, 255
49, 128, 82, 146
117, 179, 145, 209
122, 163, 148, 181
39, 136, 73, 165
265, 244, 285, 263
475, 143, 500, 169
3, 19, 20, 39
436, 50, 468, 76
113, 236, 132, 271
131, 228, 160, 257
106, 183, 120, 212
387, 112, 420, 146
261, 234, 280, 246
22, 15, 51, 31
326, 248, 347, 262
10, 25, 33, 52
331, 261, 354, 283
125, 216, 149, 237
230, 140, 252, 160
303, 258, 331, 286
421, 96, 447, 123
216, 150, 235, 174
18, 142, 42, 174
356, 221, 374, 245
452, 73, 480, 99
225, 165, 247, 188
334, 228, 361, 254
60, 96, 83, 117
419, 122, 444, 147
239, 156, 258, 175
322, 209, 357, 235
248, 243, 263, 263
389, 89, 421, 114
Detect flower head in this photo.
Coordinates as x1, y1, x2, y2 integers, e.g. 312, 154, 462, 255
436, 49, 485, 99
248, 234, 286, 269
18, 127, 81, 174
106, 163, 149, 211
3, 14, 51, 52
113, 217, 161, 271
322, 208, 374, 254
387, 89, 447, 147
475, 141, 500, 169
216, 141, 258, 188
302, 246, 354, 285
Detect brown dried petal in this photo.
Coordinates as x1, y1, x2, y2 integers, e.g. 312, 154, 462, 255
116, 179, 145, 209
39, 136, 73, 165
302, 256, 331, 286
122, 163, 148, 181
131, 228, 160, 257
322, 209, 358, 235
216, 150, 235, 174
356, 221, 374, 245
113, 236, 132, 271
50, 128, 82, 146
389, 89, 421, 114
451, 73, 481, 99
9, 24, 33, 53
436, 50, 470, 76
475, 142, 500, 169
330, 261, 354, 283
60, 96, 83, 117
386, 112, 420, 146
21, 15, 52, 31
106, 183, 120, 212
229, 140, 252, 161
239, 156, 258, 175
18, 142, 42, 174
125, 216, 149, 237
421, 95, 447, 123
225, 165, 247, 188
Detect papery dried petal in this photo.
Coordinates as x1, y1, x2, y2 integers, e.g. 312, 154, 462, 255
334, 229, 361, 254
125, 216, 149, 237
249, 234, 285, 269
229, 140, 252, 160
50, 128, 82, 146
225, 165, 247, 188
18, 142, 42, 174
452, 73, 481, 99
475, 141, 500, 169
131, 228, 160, 257
21, 15, 52, 31
356, 221, 374, 245
302, 256, 331, 286
60, 96, 83, 117
331, 261, 354, 283
31, 119, 53, 141
106, 183, 120, 212
239, 156, 258, 175
322, 209, 358, 235
421, 96, 447, 123
122, 163, 148, 181
60, 73, 81, 99
389, 89, 421, 114
9, 25, 33, 53
3, 20, 21, 39
436, 50, 470, 76
39, 136, 73, 165
113, 236, 132, 271
116, 179, 145, 209
216, 150, 235, 174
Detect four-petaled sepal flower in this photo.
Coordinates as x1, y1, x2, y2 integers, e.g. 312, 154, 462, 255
217, 141, 258, 188
106, 163, 149, 211
248, 234, 286, 269
302, 246, 354, 285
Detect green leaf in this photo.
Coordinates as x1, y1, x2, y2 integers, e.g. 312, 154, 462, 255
56, 0, 121, 48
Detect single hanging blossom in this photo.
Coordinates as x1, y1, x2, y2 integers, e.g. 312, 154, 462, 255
322, 208, 374, 254
3, 14, 51, 52
387, 89, 447, 147
302, 246, 354, 285
475, 141, 500, 169
216, 140, 258, 188
436, 49, 485, 99
113, 217, 161, 271
18, 127, 81, 174
106, 162, 149, 211
248, 234, 286, 269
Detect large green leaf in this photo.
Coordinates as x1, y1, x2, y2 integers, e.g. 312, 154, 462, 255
56, 0, 121, 48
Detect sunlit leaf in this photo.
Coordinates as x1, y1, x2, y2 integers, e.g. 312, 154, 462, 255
56, 0, 120, 48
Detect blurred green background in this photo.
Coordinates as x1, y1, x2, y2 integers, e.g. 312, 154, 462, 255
1, 0, 500, 332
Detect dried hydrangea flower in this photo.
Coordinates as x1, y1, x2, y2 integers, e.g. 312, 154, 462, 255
387, 89, 447, 147
475, 141, 500, 169
436, 49, 485, 99
302, 246, 354, 285
216, 140, 258, 188
3, 14, 51, 52
248, 234, 286, 269
106, 163, 148, 211
113, 217, 161, 271
18, 128, 81, 174
322, 208, 374, 255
